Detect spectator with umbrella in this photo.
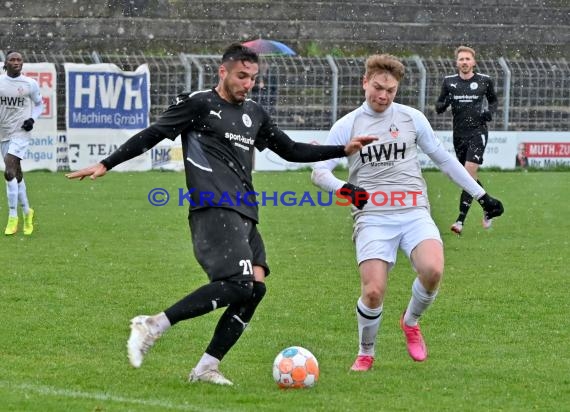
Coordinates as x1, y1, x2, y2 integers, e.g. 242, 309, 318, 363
242, 39, 296, 116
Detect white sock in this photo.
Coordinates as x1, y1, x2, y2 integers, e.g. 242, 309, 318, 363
404, 277, 438, 326
147, 312, 171, 335
18, 179, 30, 214
194, 353, 220, 374
356, 297, 383, 356
6, 178, 18, 217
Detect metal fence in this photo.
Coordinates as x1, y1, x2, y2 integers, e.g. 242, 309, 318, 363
8, 51, 569, 132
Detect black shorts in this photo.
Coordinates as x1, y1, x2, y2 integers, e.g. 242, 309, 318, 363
453, 131, 488, 165
189, 208, 269, 282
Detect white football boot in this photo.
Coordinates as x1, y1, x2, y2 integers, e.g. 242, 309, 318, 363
189, 368, 234, 386
127, 315, 161, 368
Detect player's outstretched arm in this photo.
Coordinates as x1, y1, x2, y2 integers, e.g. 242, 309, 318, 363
65, 127, 165, 182
265, 128, 375, 163
66, 163, 108, 181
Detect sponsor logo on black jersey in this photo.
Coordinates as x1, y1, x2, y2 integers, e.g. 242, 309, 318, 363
209, 110, 222, 119
242, 113, 252, 127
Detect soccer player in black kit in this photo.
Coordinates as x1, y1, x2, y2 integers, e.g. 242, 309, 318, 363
435, 45, 499, 235
67, 43, 375, 385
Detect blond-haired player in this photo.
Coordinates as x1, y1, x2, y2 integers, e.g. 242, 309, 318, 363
312, 54, 504, 371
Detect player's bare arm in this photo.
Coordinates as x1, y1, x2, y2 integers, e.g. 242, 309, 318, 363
65, 163, 108, 180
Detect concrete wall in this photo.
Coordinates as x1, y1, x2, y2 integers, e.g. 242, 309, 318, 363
1, 1, 568, 57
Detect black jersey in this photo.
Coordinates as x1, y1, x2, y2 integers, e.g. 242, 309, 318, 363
102, 88, 345, 223
435, 72, 498, 137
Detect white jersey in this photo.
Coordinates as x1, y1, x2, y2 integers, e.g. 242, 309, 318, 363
0, 74, 43, 142
313, 101, 485, 216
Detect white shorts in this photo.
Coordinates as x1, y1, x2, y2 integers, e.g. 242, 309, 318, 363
1, 137, 29, 160
353, 208, 442, 269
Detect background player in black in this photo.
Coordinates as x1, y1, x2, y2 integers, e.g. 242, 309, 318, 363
435, 45, 499, 235
67, 43, 375, 385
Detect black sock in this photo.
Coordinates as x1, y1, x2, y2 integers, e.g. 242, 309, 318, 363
206, 281, 267, 360
457, 190, 473, 223
164, 280, 253, 325
456, 180, 483, 223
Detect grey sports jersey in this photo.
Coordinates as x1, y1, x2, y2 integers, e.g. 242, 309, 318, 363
0, 74, 43, 141
315, 102, 444, 215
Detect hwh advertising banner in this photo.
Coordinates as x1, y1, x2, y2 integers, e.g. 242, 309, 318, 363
64, 63, 151, 171
0, 62, 58, 171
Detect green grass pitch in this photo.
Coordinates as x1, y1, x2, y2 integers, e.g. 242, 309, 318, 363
0, 170, 568, 411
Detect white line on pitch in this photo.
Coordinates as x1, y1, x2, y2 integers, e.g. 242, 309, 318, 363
0, 380, 223, 411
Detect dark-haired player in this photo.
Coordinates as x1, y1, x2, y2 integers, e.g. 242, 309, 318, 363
0, 51, 43, 235
435, 45, 499, 235
67, 43, 375, 385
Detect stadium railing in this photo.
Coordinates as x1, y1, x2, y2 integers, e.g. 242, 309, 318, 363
8, 51, 569, 132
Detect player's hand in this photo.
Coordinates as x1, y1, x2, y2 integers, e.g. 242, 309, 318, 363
478, 193, 504, 219
480, 111, 493, 122
435, 94, 452, 114
435, 102, 447, 114
65, 163, 108, 181
337, 183, 370, 210
21, 118, 35, 131
344, 135, 378, 155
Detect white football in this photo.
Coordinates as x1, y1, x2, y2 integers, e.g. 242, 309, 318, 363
272, 346, 319, 388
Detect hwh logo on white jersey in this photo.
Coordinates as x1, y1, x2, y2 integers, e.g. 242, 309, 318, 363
359, 143, 407, 163
0, 96, 26, 107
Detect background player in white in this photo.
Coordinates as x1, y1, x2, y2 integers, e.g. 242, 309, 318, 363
0, 51, 43, 235
312, 54, 504, 371
435, 45, 499, 235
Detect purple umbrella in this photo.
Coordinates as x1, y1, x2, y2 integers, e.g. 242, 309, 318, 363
242, 39, 296, 56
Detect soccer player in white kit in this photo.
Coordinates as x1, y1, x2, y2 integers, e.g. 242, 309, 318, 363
312, 54, 504, 371
0, 51, 43, 235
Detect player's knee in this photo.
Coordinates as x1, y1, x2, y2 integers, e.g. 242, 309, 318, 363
4, 169, 15, 181
227, 279, 254, 302
233, 281, 266, 324
363, 284, 385, 307
251, 281, 266, 304
422, 266, 443, 290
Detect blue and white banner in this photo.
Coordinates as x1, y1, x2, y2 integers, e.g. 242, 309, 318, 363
64, 63, 151, 171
